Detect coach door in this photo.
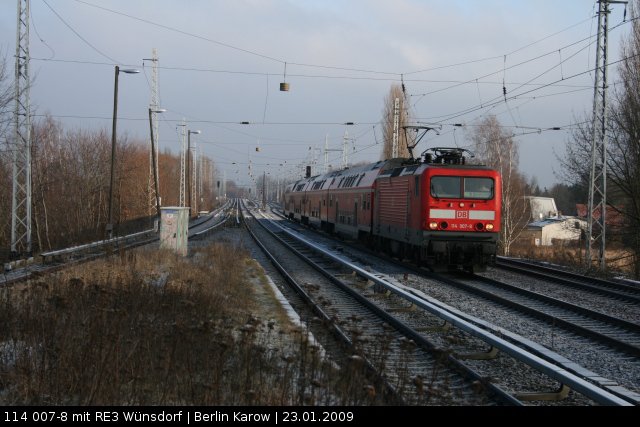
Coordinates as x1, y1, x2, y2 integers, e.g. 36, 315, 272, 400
354, 198, 358, 228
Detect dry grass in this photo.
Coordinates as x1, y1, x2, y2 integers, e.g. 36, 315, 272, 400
0, 242, 392, 405
509, 241, 637, 277
509, 242, 585, 269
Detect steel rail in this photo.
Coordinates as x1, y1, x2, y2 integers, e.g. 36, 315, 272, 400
496, 257, 640, 304
262, 211, 632, 406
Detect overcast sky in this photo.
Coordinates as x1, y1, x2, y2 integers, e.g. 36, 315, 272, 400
0, 0, 631, 190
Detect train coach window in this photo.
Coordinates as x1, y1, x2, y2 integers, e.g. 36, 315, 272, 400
464, 177, 493, 199
431, 176, 461, 198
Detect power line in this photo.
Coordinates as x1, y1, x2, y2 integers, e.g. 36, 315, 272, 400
411, 32, 596, 103
29, 56, 601, 92
72, 0, 284, 64
404, 16, 597, 76
41, 0, 119, 64
31, 113, 378, 126
69, 0, 627, 81
416, 52, 640, 125
29, 1, 55, 60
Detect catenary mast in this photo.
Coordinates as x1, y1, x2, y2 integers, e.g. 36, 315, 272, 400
11, 0, 32, 258
586, 0, 627, 271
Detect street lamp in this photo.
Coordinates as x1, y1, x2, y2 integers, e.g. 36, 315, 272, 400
107, 65, 140, 240
187, 129, 201, 217
148, 107, 166, 228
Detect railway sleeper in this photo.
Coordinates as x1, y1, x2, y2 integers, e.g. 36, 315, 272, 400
414, 320, 452, 333
386, 303, 417, 313
456, 345, 499, 361
333, 271, 359, 282
514, 383, 571, 402
368, 282, 392, 295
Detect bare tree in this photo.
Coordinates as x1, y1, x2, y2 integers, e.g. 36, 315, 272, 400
467, 115, 528, 255
380, 83, 412, 160
29, 120, 110, 247
557, 113, 592, 187
605, 0, 640, 276
558, 0, 640, 277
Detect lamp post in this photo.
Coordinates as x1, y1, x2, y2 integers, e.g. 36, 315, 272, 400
148, 107, 166, 228
107, 65, 140, 239
187, 129, 201, 217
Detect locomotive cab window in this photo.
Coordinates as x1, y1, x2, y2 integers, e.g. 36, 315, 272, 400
431, 176, 494, 199
464, 177, 493, 199
431, 176, 461, 198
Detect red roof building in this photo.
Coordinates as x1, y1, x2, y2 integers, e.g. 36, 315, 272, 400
575, 204, 626, 227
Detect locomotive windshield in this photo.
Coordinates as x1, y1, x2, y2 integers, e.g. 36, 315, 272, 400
431, 176, 494, 199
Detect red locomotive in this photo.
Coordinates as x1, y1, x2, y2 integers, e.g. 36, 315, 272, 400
283, 148, 501, 272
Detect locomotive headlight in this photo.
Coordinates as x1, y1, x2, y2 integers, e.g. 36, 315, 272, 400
429, 221, 438, 230
486, 223, 494, 231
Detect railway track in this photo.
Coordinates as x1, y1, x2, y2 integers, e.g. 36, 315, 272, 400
495, 257, 640, 304
242, 201, 516, 406
5, 199, 636, 405
430, 272, 640, 358
0, 200, 234, 287
245, 202, 634, 405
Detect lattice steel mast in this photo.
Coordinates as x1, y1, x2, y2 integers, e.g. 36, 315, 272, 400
11, 0, 32, 258
342, 130, 349, 169
145, 49, 160, 215
177, 120, 186, 207
190, 141, 197, 213
586, 0, 627, 271
392, 97, 400, 158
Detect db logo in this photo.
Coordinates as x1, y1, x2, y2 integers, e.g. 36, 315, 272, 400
456, 211, 468, 219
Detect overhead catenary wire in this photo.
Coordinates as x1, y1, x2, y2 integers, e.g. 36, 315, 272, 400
42, 0, 120, 64
26, 48, 610, 137
411, 30, 599, 105
29, 2, 56, 60
70, 0, 607, 80
28, 56, 599, 90
32, 0, 631, 120
19, 0, 632, 187
414, 51, 640, 125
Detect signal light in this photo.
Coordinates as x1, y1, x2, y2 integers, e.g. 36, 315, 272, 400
440, 221, 448, 229
429, 222, 438, 230
475, 223, 484, 231
486, 223, 494, 231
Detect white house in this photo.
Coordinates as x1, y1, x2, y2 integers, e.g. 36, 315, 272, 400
526, 196, 559, 220
521, 197, 586, 246
524, 217, 586, 246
